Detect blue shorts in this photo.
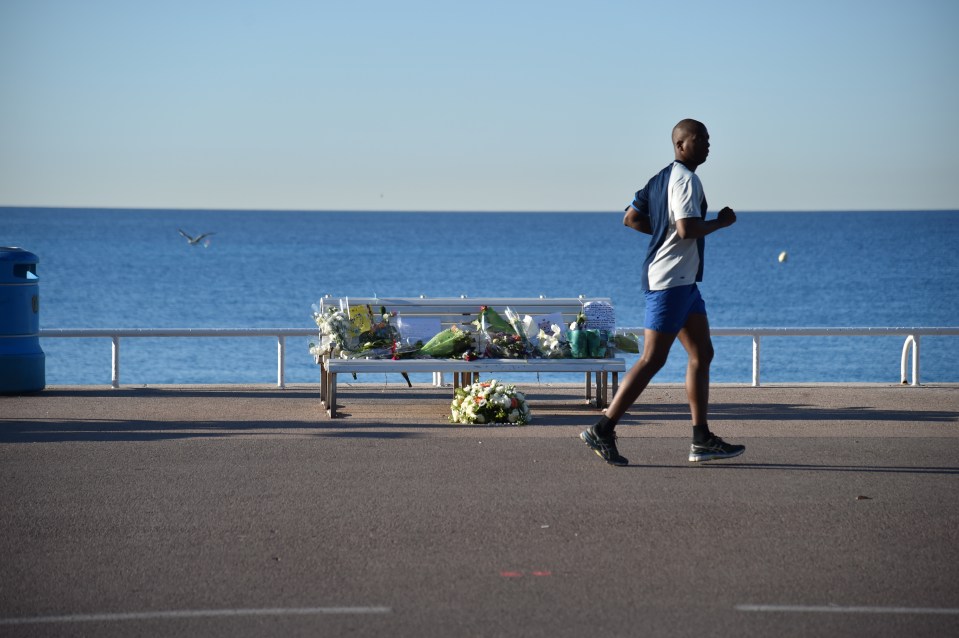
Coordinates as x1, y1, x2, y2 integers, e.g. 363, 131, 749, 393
644, 284, 707, 334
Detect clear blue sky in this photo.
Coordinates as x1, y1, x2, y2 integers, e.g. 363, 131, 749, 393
2, 0, 957, 212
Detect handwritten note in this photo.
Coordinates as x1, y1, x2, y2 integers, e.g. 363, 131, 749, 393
583, 301, 615, 332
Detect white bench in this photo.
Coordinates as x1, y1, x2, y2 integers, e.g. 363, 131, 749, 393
315, 297, 626, 418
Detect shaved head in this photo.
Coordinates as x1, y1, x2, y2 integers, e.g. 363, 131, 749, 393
672, 119, 706, 145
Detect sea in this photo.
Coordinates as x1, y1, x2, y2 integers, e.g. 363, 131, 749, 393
2, 208, 957, 386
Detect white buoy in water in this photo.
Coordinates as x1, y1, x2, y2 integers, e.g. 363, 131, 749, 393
778, 251, 788, 263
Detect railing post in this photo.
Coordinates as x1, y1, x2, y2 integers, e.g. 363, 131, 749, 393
111, 336, 120, 388
901, 335, 921, 386
277, 335, 286, 389
752, 335, 761, 387
912, 334, 920, 386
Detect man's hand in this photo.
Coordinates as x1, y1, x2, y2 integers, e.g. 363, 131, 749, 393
717, 206, 737, 228
676, 207, 737, 239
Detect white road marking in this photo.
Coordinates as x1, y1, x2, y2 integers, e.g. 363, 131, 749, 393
0, 606, 392, 625
736, 604, 959, 615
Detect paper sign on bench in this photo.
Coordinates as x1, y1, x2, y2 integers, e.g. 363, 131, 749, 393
396, 316, 443, 346
583, 301, 615, 333
348, 305, 373, 333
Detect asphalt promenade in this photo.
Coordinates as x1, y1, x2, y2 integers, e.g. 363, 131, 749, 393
2, 382, 958, 637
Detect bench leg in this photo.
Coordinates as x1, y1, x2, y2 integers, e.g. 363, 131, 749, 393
319, 360, 328, 407
585, 372, 592, 405
327, 372, 338, 418
598, 372, 608, 409
455, 372, 477, 388
612, 372, 619, 403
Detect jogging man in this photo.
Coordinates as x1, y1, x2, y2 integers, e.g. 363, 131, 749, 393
581, 118, 745, 466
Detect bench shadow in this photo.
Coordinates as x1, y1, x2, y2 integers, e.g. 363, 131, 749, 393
3, 391, 955, 442
29, 388, 324, 400
0, 418, 438, 443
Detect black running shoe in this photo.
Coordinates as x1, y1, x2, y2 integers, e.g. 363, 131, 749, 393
580, 426, 629, 466
688, 435, 745, 462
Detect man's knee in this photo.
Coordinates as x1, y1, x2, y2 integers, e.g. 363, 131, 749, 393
640, 349, 671, 372
693, 341, 715, 367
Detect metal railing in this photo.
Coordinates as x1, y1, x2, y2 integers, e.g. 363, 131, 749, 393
617, 326, 959, 386
38, 326, 958, 388
38, 328, 317, 389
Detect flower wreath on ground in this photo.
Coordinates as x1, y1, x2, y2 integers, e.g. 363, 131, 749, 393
450, 380, 531, 426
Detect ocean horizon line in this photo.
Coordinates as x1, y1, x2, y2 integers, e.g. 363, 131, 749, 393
4, 205, 959, 215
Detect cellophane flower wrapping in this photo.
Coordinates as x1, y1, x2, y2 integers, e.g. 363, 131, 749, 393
568, 327, 609, 358
449, 380, 531, 425
613, 333, 640, 353
476, 306, 533, 358
418, 325, 475, 359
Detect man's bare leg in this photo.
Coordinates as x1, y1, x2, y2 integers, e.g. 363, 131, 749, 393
603, 328, 678, 426
580, 328, 677, 465
677, 312, 713, 426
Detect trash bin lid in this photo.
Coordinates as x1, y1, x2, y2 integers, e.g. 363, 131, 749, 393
0, 247, 40, 263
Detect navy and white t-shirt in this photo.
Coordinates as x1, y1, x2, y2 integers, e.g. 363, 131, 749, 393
629, 161, 707, 291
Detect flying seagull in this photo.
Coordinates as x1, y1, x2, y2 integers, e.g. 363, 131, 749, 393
178, 229, 215, 246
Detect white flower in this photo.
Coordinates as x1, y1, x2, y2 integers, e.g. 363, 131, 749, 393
449, 380, 530, 425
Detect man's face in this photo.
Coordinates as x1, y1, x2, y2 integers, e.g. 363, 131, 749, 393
678, 126, 710, 167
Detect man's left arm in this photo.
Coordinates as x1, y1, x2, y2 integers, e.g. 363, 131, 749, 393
623, 205, 652, 234
676, 207, 736, 239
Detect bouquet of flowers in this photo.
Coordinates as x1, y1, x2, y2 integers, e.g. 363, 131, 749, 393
475, 306, 533, 358
311, 304, 400, 359
536, 322, 572, 358
311, 305, 360, 359
449, 380, 531, 425
357, 306, 401, 357
418, 325, 476, 359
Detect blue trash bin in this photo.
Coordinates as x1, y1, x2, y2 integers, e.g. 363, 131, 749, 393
0, 247, 45, 393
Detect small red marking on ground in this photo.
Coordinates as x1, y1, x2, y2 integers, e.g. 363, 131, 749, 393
531, 571, 552, 577
500, 571, 523, 578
